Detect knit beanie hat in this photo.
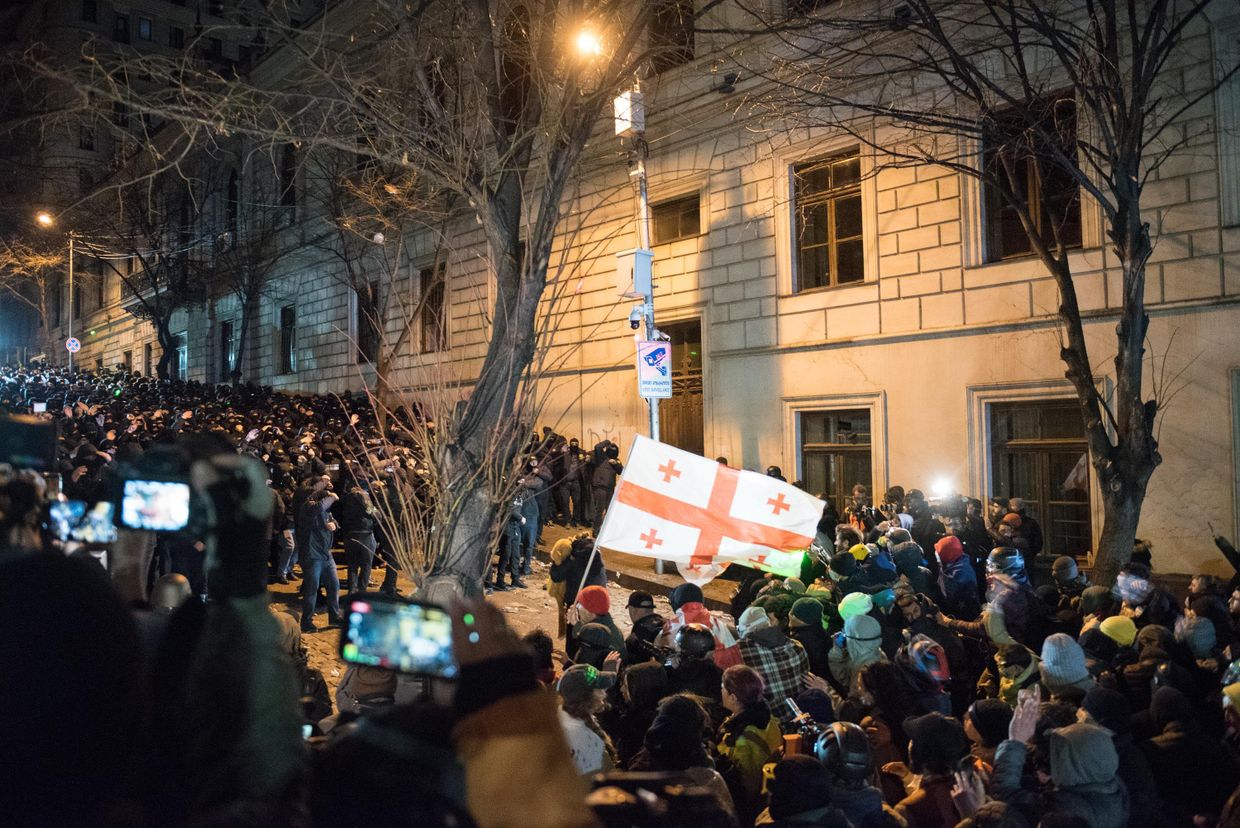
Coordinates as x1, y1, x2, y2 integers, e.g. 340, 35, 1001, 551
1079, 628, 1119, 663
935, 535, 965, 564
886, 527, 913, 545
576, 585, 610, 616
838, 591, 873, 620
1082, 686, 1132, 735
843, 613, 882, 644
848, 543, 871, 561
789, 597, 824, 629
830, 553, 857, 578
1099, 615, 1138, 647
1040, 633, 1091, 689
872, 588, 896, 610
967, 698, 1014, 747
1080, 585, 1112, 616
783, 577, 807, 595
738, 605, 772, 637
1136, 623, 1174, 653
670, 583, 703, 611
1176, 615, 1217, 659
767, 756, 835, 821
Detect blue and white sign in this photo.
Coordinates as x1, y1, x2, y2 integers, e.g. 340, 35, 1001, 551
636, 340, 672, 399
65, 337, 81, 353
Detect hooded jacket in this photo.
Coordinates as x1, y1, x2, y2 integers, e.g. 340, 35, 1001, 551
992, 724, 1129, 828
937, 553, 980, 619
828, 614, 885, 698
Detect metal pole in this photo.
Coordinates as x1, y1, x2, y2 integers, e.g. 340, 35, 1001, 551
631, 79, 664, 574
67, 232, 75, 373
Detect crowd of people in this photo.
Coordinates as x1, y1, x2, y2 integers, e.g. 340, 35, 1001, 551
4, 364, 1240, 827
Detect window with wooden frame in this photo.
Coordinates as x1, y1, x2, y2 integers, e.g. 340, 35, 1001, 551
983, 96, 1082, 261
799, 408, 872, 517
793, 149, 864, 291
651, 193, 701, 245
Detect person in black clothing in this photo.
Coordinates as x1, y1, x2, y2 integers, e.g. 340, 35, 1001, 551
788, 597, 832, 680
589, 440, 622, 534
1007, 497, 1045, 556
549, 534, 606, 652
597, 661, 670, 768
339, 480, 377, 594
906, 489, 946, 576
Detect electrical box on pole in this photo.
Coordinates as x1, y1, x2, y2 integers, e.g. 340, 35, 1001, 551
616, 248, 653, 299
614, 90, 645, 137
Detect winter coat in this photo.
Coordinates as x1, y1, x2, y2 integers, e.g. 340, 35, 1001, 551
789, 622, 833, 680
992, 727, 1130, 828
892, 542, 936, 597
937, 555, 980, 619
717, 702, 783, 819
1141, 722, 1240, 824
828, 615, 885, 698
549, 544, 607, 607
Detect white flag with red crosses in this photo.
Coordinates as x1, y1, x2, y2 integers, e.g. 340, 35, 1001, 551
595, 435, 823, 585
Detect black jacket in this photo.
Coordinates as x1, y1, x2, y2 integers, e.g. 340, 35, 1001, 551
549, 544, 606, 606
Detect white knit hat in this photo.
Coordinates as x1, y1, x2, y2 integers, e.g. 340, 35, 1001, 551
1040, 633, 1091, 689
737, 605, 772, 637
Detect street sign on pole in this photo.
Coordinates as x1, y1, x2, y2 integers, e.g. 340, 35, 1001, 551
636, 339, 672, 399
65, 337, 81, 354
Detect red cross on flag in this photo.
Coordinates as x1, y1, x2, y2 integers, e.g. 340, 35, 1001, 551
595, 435, 823, 585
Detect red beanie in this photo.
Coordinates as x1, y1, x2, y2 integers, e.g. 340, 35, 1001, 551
935, 535, 965, 564
577, 585, 610, 616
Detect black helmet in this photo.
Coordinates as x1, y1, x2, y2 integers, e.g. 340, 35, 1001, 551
814, 722, 873, 783
675, 623, 716, 659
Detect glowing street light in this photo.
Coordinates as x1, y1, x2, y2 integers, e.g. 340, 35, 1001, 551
574, 27, 603, 58
34, 211, 77, 372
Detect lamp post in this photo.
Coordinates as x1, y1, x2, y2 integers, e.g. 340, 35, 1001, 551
35, 212, 75, 372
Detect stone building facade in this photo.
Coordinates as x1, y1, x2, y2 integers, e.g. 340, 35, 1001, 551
29, 4, 1240, 577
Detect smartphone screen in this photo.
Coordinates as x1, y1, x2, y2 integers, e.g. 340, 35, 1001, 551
119, 480, 191, 532
340, 597, 456, 678
32, 402, 47, 414
50, 500, 119, 544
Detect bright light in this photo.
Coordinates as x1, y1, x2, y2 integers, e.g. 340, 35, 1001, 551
35, 212, 54, 228
931, 477, 953, 497
575, 28, 603, 57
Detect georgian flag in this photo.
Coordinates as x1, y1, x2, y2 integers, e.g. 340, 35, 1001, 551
596, 435, 822, 585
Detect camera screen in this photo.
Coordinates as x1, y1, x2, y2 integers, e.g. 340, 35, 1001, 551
340, 598, 456, 678
32, 402, 47, 414
120, 480, 191, 532
49, 500, 118, 544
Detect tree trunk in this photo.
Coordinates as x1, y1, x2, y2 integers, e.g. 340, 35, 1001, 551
1093, 478, 1148, 585
155, 319, 176, 380
232, 292, 256, 385
420, 474, 494, 604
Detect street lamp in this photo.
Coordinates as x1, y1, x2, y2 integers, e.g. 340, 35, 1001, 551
34, 212, 76, 372
574, 28, 604, 58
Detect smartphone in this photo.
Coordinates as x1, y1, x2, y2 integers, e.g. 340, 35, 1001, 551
32, 402, 47, 414
340, 596, 457, 678
50, 500, 119, 544
118, 479, 192, 532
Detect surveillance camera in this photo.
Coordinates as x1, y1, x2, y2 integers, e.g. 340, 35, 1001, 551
628, 305, 644, 330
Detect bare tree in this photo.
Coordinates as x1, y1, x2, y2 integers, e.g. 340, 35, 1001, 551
83, 150, 215, 379
26, 0, 659, 598
203, 161, 290, 384
727, 0, 1237, 582
0, 237, 63, 357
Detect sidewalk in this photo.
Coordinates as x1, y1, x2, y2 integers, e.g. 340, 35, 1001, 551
534, 523, 736, 613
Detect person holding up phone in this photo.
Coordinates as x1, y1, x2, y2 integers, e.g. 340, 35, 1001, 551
297, 486, 341, 632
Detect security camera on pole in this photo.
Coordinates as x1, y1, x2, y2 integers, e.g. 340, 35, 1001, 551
614, 82, 671, 572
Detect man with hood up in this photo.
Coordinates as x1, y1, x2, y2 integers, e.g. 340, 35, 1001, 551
827, 613, 885, 699
992, 720, 1129, 828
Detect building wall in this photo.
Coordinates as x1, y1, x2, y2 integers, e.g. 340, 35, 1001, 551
32, 7, 1240, 577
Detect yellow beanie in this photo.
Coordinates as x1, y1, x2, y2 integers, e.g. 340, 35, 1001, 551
848, 543, 870, 561
1099, 615, 1137, 647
